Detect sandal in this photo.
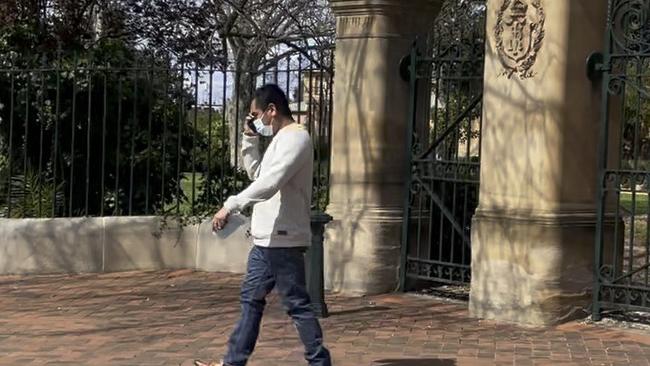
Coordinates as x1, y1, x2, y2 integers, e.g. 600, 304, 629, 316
193, 360, 224, 366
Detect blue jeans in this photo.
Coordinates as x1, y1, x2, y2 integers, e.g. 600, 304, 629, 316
223, 245, 332, 366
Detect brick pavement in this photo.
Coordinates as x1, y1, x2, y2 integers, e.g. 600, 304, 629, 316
0, 270, 649, 365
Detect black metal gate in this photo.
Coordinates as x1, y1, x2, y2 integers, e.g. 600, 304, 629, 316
593, 0, 650, 319
399, 0, 486, 289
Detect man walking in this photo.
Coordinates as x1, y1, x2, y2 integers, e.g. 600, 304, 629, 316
195, 84, 332, 366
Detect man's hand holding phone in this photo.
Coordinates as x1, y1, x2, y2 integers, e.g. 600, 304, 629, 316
244, 113, 258, 137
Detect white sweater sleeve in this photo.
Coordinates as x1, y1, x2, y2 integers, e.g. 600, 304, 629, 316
241, 134, 262, 180
223, 131, 310, 213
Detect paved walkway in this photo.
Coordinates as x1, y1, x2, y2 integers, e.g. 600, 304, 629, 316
1, 270, 650, 366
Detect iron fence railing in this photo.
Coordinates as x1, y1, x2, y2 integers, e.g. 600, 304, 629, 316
0, 49, 334, 219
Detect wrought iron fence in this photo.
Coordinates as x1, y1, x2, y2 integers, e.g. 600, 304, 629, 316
0, 49, 334, 219
593, 0, 650, 318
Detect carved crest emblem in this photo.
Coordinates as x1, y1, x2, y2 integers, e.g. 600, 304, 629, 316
494, 0, 545, 79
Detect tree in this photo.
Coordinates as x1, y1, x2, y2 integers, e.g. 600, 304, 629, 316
6, 0, 335, 165
0, 1, 205, 217
0, 0, 335, 218
200, 0, 335, 166
423, 0, 486, 158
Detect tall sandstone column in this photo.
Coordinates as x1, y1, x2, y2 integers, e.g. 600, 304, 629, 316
470, 0, 609, 325
325, 0, 441, 294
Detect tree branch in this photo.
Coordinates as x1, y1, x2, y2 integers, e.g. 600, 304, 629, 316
279, 40, 332, 74
257, 43, 326, 73
218, 0, 263, 34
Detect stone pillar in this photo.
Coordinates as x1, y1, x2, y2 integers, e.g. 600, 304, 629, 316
325, 0, 441, 294
469, 0, 608, 325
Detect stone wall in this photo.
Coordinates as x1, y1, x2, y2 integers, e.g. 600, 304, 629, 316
0, 217, 251, 275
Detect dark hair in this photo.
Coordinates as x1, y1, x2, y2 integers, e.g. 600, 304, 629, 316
253, 84, 293, 118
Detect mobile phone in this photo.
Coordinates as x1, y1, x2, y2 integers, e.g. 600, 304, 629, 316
246, 114, 259, 135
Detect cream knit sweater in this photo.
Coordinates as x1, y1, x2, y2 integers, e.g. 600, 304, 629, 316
223, 123, 313, 247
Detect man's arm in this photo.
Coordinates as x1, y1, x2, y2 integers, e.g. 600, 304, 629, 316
223, 131, 310, 213
241, 134, 262, 180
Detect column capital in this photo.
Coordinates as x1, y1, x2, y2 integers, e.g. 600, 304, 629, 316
329, 0, 441, 39
329, 0, 441, 16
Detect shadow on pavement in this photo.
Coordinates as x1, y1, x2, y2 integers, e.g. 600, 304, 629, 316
328, 306, 392, 316
372, 358, 455, 366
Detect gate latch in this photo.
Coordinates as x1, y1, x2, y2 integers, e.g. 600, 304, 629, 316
399, 53, 412, 82
399, 48, 423, 82
586, 52, 608, 82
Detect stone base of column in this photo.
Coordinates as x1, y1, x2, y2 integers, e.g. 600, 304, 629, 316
469, 208, 619, 326
324, 202, 403, 295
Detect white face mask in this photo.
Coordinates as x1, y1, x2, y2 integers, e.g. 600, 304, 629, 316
252, 117, 274, 137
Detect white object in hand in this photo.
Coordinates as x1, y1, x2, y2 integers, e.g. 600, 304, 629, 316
211, 213, 248, 239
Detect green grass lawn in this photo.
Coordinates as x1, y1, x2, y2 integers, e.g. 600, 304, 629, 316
620, 192, 650, 215
181, 172, 205, 199
163, 172, 205, 215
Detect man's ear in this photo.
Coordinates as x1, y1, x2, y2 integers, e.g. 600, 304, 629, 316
268, 103, 278, 117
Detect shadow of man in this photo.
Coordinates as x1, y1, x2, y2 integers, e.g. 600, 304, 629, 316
373, 359, 456, 366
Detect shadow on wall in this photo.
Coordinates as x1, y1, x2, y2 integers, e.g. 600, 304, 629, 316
0, 218, 106, 274
326, 16, 416, 293
0, 216, 253, 275
472, 24, 566, 319
472, 0, 609, 323
326, 33, 373, 292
